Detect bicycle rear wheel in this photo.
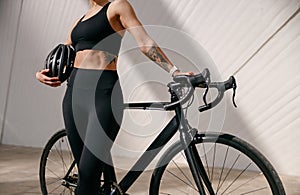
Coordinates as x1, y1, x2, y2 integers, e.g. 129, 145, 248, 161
39, 129, 77, 195
150, 133, 285, 195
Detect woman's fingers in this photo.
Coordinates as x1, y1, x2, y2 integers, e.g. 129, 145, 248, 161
40, 69, 50, 74
44, 76, 60, 82
36, 69, 61, 87
43, 79, 61, 86
173, 71, 194, 77
43, 77, 61, 87
181, 71, 194, 76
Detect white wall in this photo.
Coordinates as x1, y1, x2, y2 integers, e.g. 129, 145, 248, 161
0, 0, 300, 176
0, 0, 22, 148
119, 0, 300, 176
0, 0, 88, 146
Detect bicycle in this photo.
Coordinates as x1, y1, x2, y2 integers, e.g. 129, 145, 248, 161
39, 68, 286, 194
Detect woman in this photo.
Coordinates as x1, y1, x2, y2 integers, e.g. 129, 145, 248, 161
36, 0, 193, 194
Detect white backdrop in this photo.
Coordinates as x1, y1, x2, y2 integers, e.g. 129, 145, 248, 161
0, 0, 300, 176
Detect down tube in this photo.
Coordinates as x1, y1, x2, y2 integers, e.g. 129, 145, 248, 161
119, 116, 179, 193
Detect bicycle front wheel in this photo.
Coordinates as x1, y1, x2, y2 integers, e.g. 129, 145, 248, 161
150, 133, 285, 195
39, 129, 78, 195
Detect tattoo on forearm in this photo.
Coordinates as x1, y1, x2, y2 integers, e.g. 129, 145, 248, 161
146, 44, 170, 72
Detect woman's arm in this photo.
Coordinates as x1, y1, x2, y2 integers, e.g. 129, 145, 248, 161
115, 0, 193, 77
35, 69, 61, 87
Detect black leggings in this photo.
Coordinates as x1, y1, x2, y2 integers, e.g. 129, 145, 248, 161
62, 68, 124, 195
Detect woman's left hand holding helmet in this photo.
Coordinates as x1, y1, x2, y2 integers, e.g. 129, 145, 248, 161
36, 69, 62, 87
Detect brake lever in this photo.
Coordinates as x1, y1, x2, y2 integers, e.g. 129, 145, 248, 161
232, 81, 237, 108
201, 68, 211, 106
203, 85, 209, 106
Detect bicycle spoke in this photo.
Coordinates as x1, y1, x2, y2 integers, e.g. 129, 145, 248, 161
160, 188, 190, 195
220, 163, 252, 195
46, 167, 62, 179
210, 143, 216, 182
54, 142, 68, 174
240, 186, 268, 194
66, 137, 73, 163
171, 159, 194, 188
47, 157, 64, 168
181, 151, 187, 161
166, 169, 199, 192
218, 153, 241, 191
216, 146, 229, 194
227, 172, 264, 194
61, 187, 66, 195
48, 182, 64, 194
46, 177, 62, 186
58, 140, 68, 174
65, 139, 76, 179
40, 130, 79, 195
153, 134, 284, 195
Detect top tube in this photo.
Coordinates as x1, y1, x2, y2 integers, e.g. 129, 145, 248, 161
123, 102, 171, 110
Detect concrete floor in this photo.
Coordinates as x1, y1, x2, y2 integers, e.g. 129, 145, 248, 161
0, 144, 299, 195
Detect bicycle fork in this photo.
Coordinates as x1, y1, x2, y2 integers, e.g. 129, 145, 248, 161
181, 128, 215, 194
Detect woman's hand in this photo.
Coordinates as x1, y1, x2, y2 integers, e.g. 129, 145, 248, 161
36, 69, 61, 87
172, 70, 194, 77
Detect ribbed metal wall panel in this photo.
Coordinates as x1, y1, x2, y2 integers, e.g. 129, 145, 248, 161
233, 12, 300, 176
1, 0, 299, 176
130, 0, 300, 176
2, 0, 88, 146
0, 0, 22, 143
133, 0, 300, 78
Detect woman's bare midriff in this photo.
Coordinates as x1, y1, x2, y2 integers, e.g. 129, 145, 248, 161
74, 50, 118, 70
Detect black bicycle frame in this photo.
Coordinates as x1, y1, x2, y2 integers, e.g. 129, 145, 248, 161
117, 101, 211, 194
62, 101, 211, 194
118, 102, 179, 192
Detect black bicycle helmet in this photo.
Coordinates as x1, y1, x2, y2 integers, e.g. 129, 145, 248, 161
44, 44, 75, 82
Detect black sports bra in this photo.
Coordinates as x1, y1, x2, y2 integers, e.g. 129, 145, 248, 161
71, 2, 122, 55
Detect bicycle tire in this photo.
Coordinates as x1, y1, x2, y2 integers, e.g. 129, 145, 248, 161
39, 129, 77, 195
150, 133, 285, 195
